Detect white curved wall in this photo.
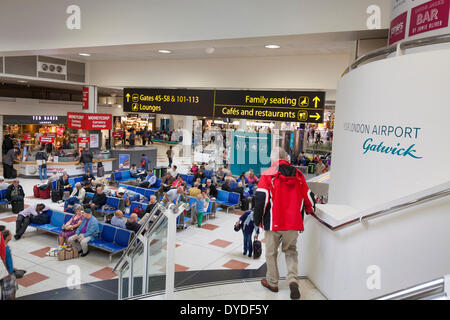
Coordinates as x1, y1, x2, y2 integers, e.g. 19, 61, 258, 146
329, 48, 450, 210
293, 47, 450, 299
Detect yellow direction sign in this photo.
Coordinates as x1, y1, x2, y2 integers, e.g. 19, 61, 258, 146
312, 96, 321, 108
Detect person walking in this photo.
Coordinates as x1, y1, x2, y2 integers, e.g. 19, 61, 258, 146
235, 210, 260, 258
35, 146, 48, 182
79, 147, 94, 175
166, 146, 173, 168
253, 147, 315, 300
1, 229, 18, 300
3, 147, 19, 179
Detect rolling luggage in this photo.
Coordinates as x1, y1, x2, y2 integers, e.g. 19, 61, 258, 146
252, 237, 262, 259
51, 190, 62, 202
33, 185, 40, 198
97, 162, 105, 177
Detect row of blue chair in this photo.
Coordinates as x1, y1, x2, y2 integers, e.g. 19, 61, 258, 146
29, 210, 134, 260
0, 189, 8, 208
216, 189, 241, 213
118, 184, 155, 200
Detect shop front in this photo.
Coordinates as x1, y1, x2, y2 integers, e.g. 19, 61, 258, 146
3, 115, 71, 152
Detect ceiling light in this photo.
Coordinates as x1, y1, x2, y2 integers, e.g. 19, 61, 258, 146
158, 50, 172, 54
78, 53, 91, 56
205, 47, 215, 54
265, 44, 280, 49
17, 80, 28, 83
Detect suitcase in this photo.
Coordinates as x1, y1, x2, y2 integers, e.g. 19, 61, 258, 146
39, 186, 51, 199
252, 238, 262, 259
33, 185, 40, 198
51, 190, 62, 202
11, 200, 24, 214
57, 247, 79, 261
97, 165, 105, 177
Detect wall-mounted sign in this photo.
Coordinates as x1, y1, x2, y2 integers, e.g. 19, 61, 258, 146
67, 112, 113, 130
119, 154, 130, 170
123, 88, 326, 123
3, 115, 67, 125
389, 0, 450, 45
77, 137, 90, 144
82, 87, 89, 109
112, 131, 124, 138
39, 136, 55, 143
89, 133, 99, 148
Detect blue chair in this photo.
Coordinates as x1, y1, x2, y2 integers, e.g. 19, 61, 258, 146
114, 229, 133, 248
186, 176, 194, 186
114, 171, 123, 181
149, 179, 162, 192
229, 182, 238, 191
216, 190, 229, 205
103, 197, 120, 214
0, 189, 8, 208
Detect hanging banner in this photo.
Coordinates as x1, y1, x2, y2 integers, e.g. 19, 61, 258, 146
112, 131, 124, 138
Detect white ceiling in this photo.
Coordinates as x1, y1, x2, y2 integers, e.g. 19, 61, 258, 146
45, 30, 387, 62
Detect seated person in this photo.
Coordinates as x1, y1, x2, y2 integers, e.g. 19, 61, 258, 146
155, 173, 174, 199
111, 210, 126, 229
144, 195, 160, 217
171, 175, 183, 189
114, 187, 131, 207
221, 180, 233, 192
68, 210, 99, 257
64, 182, 86, 213
85, 185, 107, 213
189, 182, 202, 198
190, 163, 199, 175
138, 169, 156, 188
47, 171, 60, 185
168, 165, 179, 179
215, 167, 225, 182
129, 164, 139, 178
58, 172, 73, 196
247, 171, 259, 185
15, 203, 50, 240
193, 170, 205, 183
83, 181, 96, 194
205, 179, 218, 198
59, 204, 84, 245
234, 182, 249, 210
237, 172, 249, 187
5, 179, 25, 203
81, 169, 95, 186
126, 213, 141, 233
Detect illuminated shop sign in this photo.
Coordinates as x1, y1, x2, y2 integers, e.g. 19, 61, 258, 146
3, 115, 67, 125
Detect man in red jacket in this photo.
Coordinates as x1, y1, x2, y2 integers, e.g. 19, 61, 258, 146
254, 147, 315, 300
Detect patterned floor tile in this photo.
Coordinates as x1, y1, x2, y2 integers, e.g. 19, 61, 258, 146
17, 272, 49, 287
209, 239, 233, 248
201, 224, 220, 231
29, 247, 52, 258
222, 259, 250, 270
90, 267, 117, 280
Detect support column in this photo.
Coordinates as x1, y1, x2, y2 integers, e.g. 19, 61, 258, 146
182, 116, 193, 158
238, 119, 246, 131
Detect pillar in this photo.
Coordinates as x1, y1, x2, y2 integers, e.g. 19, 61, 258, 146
182, 116, 193, 158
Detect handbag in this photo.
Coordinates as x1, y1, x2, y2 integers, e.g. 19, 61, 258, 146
57, 246, 79, 261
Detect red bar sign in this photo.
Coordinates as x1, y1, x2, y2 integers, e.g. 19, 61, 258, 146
23, 133, 32, 141
409, 0, 450, 37
39, 136, 55, 143
389, 11, 408, 45
77, 137, 90, 144
82, 87, 89, 109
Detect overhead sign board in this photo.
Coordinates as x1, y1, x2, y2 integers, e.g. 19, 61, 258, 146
123, 88, 325, 123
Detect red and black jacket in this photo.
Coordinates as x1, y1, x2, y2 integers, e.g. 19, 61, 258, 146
253, 160, 315, 231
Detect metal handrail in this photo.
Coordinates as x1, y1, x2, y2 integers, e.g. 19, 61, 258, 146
348, 33, 450, 72
113, 202, 167, 272
309, 186, 450, 232
375, 277, 446, 300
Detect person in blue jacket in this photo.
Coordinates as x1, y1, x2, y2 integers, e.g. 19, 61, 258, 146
235, 210, 260, 258
68, 206, 99, 257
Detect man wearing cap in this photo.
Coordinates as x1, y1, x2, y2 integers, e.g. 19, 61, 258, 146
115, 187, 131, 207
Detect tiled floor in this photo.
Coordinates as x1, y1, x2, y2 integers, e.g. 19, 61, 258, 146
0, 143, 324, 300
145, 278, 325, 300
